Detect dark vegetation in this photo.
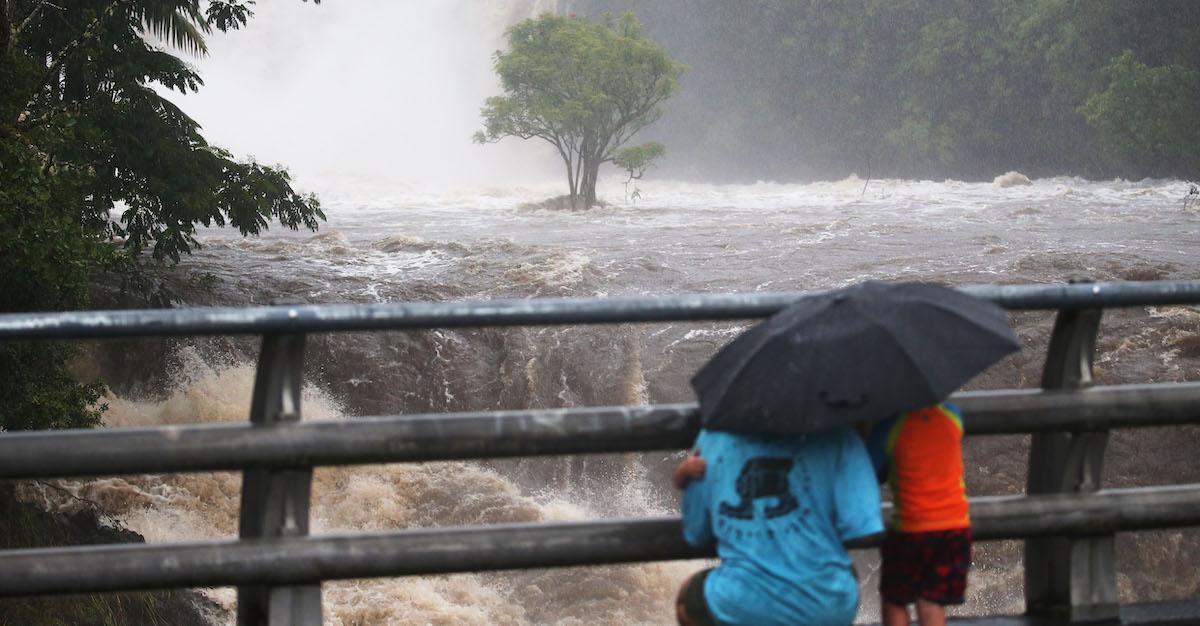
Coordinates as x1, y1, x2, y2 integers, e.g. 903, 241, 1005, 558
0, 484, 215, 625
569, 0, 1200, 181
1, 1, 322, 620
0, 0, 324, 432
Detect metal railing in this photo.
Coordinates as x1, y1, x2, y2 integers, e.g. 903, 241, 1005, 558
1, 279, 1199, 625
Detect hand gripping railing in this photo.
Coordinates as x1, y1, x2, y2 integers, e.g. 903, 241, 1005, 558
1, 279, 1199, 626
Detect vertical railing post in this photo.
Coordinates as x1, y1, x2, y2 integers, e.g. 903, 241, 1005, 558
1024, 298, 1118, 623
237, 333, 321, 626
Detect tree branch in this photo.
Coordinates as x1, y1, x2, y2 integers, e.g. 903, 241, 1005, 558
27, 0, 125, 112
16, 0, 61, 37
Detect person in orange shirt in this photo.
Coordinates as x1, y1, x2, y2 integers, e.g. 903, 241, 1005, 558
864, 403, 971, 626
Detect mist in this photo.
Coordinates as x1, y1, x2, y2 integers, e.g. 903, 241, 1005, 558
165, 1, 1200, 188
5, 1, 1198, 623
167, 0, 561, 194
567, 0, 1200, 182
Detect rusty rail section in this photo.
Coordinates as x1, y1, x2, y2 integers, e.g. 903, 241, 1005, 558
1, 279, 1199, 626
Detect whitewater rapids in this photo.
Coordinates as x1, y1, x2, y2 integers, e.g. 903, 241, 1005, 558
25, 175, 1200, 624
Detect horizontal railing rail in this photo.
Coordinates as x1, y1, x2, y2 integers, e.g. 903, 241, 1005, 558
1, 485, 1198, 598
0, 382, 1196, 480
2, 279, 1199, 340
3, 279, 1200, 624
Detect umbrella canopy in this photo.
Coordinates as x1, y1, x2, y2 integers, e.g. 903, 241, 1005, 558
691, 281, 1019, 436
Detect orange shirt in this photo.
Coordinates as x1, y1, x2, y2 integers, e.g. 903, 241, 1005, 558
881, 404, 970, 532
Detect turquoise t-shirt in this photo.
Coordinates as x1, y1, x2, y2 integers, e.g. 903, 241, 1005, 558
682, 427, 883, 626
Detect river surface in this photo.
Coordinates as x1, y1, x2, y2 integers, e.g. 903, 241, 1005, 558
24, 175, 1200, 624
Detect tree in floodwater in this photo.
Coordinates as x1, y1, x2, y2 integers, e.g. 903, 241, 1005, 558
474, 13, 682, 208
0, 0, 323, 432
614, 141, 664, 203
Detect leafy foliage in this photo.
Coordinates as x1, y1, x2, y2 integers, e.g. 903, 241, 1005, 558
0, 125, 109, 430
572, 0, 1200, 179
4, 0, 325, 263
614, 141, 664, 203
475, 13, 683, 207
614, 141, 665, 179
0, 0, 323, 431
1081, 51, 1200, 165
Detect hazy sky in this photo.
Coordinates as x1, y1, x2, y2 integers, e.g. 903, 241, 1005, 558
168, 0, 559, 191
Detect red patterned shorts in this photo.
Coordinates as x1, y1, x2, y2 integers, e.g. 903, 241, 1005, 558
880, 527, 972, 606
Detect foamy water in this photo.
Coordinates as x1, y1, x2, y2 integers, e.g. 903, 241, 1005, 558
185, 174, 1199, 305
28, 348, 698, 625
28, 0, 1194, 619
34, 174, 1197, 624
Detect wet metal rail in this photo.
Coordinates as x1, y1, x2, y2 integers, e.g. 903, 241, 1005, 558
2, 279, 1199, 340
0, 383, 1198, 480
0, 485, 1197, 597
1, 279, 1199, 626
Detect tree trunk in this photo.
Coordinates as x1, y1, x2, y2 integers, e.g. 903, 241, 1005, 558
581, 156, 602, 207
575, 142, 590, 209
583, 179, 595, 208
579, 159, 593, 208
563, 154, 577, 205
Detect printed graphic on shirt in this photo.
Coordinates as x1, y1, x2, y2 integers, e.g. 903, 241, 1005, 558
719, 456, 801, 520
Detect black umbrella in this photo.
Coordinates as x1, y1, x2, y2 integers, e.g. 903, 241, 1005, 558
691, 281, 1019, 436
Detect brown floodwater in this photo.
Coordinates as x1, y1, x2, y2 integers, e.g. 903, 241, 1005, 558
30, 175, 1200, 624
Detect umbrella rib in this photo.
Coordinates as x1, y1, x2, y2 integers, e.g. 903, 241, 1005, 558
706, 337, 789, 418
887, 300, 1017, 399
910, 298, 1017, 347
696, 298, 838, 421
893, 333, 940, 403
864, 307, 942, 404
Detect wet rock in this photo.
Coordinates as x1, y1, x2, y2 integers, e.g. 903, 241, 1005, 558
0, 484, 216, 625
993, 171, 1033, 187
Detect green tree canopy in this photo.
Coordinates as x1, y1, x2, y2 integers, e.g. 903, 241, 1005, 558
1081, 50, 1200, 166
0, 0, 323, 431
2, 0, 324, 263
614, 141, 665, 181
475, 13, 683, 207
569, 0, 1200, 180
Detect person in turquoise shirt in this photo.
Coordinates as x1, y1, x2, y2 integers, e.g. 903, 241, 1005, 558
673, 427, 883, 626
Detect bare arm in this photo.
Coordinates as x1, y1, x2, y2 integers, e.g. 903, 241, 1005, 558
672, 450, 706, 490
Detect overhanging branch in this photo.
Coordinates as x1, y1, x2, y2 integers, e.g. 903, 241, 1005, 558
28, 0, 126, 112
16, 0, 61, 38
